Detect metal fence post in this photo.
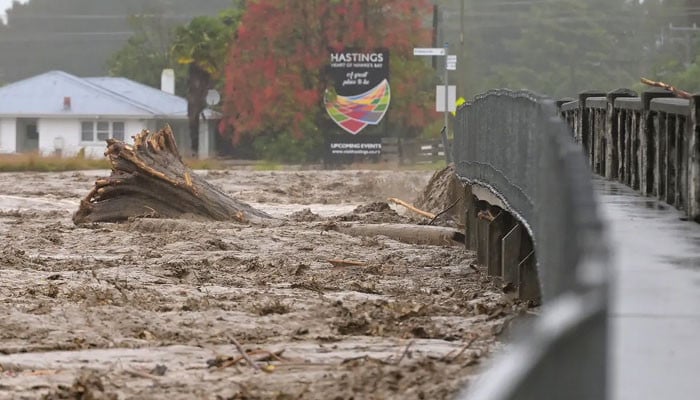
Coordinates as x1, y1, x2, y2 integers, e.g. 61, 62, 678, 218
689, 95, 700, 221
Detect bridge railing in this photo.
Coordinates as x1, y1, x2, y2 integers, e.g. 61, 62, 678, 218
453, 90, 610, 399
559, 89, 700, 221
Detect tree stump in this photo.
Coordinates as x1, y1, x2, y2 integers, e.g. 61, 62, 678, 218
73, 126, 271, 225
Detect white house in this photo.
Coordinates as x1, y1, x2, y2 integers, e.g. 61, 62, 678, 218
0, 70, 220, 158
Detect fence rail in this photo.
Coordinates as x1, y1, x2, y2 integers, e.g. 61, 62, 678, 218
400, 138, 446, 164
378, 137, 449, 165
559, 89, 700, 221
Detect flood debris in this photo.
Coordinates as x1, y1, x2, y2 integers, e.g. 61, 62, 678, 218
42, 371, 117, 400
72, 126, 271, 224
0, 166, 533, 399
330, 222, 465, 246
387, 197, 436, 219
640, 77, 692, 99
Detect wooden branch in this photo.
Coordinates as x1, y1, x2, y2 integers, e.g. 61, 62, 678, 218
440, 335, 478, 362
73, 125, 271, 224
640, 77, 692, 99
387, 197, 436, 219
327, 259, 367, 267
428, 195, 463, 225
216, 349, 287, 370
388, 340, 414, 365
226, 334, 261, 371
123, 368, 162, 380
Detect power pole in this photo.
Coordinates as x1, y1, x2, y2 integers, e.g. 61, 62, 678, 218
668, 23, 700, 66
443, 41, 451, 163
459, 0, 465, 98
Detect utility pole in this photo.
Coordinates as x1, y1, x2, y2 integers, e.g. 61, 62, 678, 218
459, 0, 465, 98
413, 45, 454, 164
668, 23, 700, 66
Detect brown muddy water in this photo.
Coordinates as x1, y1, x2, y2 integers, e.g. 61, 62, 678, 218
0, 169, 528, 400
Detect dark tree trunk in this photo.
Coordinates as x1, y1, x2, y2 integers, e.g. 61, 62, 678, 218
73, 126, 271, 225
187, 63, 211, 157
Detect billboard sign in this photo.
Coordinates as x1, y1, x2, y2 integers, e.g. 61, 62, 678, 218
324, 48, 390, 135
325, 134, 383, 164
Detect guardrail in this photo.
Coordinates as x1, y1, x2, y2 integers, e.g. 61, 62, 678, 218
453, 90, 610, 399
559, 89, 700, 221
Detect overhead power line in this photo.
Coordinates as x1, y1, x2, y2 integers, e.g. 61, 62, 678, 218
5, 14, 197, 19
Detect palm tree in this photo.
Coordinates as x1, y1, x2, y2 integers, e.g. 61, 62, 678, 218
171, 14, 236, 156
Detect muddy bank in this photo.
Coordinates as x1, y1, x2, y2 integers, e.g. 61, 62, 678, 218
0, 170, 528, 399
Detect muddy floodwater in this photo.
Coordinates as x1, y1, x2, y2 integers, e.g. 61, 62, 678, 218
0, 169, 527, 400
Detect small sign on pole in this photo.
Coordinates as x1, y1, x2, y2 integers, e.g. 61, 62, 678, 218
413, 47, 446, 56
436, 85, 457, 112
446, 54, 457, 71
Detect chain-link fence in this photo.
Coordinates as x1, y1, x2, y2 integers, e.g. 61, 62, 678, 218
453, 90, 610, 400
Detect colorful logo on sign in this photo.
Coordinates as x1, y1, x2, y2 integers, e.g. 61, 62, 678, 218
324, 79, 391, 135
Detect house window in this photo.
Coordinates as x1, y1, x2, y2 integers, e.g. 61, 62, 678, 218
96, 122, 110, 141
113, 122, 125, 141
81, 122, 93, 141
80, 121, 126, 142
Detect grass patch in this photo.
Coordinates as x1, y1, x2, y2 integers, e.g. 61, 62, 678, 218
398, 160, 447, 171
0, 153, 109, 172
184, 158, 225, 170
254, 160, 283, 171
0, 153, 225, 172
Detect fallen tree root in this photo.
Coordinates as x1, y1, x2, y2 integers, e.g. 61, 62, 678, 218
330, 223, 465, 246
73, 126, 271, 224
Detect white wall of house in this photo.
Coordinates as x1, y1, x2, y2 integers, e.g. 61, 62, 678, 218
123, 120, 147, 143
0, 118, 17, 153
38, 118, 80, 156
1, 117, 191, 158
198, 119, 220, 159
37, 118, 145, 158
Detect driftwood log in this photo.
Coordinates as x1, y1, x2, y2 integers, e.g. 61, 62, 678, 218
72, 126, 271, 224
640, 77, 692, 99
331, 223, 465, 246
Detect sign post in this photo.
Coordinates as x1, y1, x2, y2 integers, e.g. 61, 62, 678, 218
442, 43, 450, 162
413, 44, 455, 163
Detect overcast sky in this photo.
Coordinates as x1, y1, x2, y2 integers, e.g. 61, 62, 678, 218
1, 0, 29, 23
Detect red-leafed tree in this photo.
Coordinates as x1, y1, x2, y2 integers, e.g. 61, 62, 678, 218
221, 0, 435, 161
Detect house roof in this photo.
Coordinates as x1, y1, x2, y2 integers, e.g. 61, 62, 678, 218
0, 70, 220, 119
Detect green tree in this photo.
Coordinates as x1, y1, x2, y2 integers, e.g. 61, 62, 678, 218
487, 0, 643, 97
106, 13, 186, 95
172, 11, 239, 155
436, 0, 681, 98
643, 0, 700, 93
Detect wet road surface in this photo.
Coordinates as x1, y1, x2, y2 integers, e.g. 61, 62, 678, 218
594, 178, 700, 400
